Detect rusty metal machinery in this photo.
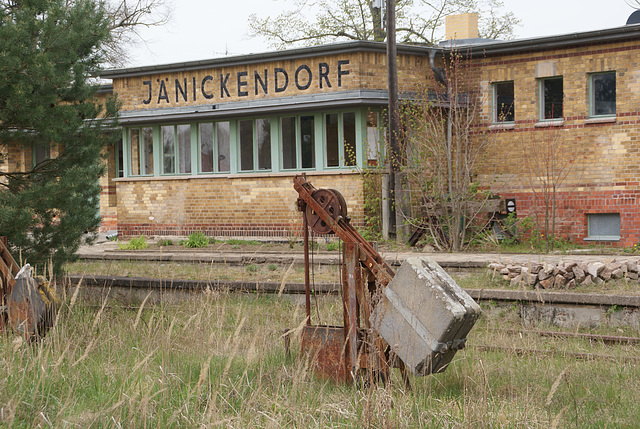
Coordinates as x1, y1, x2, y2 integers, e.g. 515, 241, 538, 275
0, 236, 58, 341
294, 175, 398, 383
293, 175, 481, 384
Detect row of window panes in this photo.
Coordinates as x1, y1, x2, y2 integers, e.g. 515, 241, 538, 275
492, 71, 616, 123
127, 111, 372, 176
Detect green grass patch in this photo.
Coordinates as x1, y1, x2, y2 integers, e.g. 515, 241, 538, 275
325, 242, 339, 251
183, 231, 211, 248
118, 235, 148, 250
226, 239, 261, 246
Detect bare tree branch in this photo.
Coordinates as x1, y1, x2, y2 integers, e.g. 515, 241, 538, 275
249, 0, 519, 49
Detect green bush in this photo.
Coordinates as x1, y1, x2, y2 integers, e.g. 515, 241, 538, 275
325, 242, 339, 251
246, 264, 259, 273
118, 236, 148, 250
184, 232, 210, 248
267, 263, 278, 271
158, 239, 174, 246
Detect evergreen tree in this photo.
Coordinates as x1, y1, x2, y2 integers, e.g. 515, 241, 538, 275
0, 0, 119, 273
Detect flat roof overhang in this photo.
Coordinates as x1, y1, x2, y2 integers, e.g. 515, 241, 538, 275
115, 89, 439, 125
450, 23, 640, 57
101, 41, 428, 79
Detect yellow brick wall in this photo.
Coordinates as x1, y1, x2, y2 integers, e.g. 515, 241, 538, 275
115, 172, 364, 237
473, 39, 640, 245
476, 39, 640, 192
99, 144, 118, 231
113, 51, 432, 112
445, 13, 479, 40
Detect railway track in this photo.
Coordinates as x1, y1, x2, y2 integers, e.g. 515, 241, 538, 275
64, 273, 640, 330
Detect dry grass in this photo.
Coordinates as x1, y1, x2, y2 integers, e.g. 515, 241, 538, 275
1, 276, 640, 427
67, 259, 341, 284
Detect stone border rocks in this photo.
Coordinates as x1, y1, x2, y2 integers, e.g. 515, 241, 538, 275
488, 259, 638, 290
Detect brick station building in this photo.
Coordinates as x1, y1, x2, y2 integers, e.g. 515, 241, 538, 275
87, 14, 640, 246
98, 42, 433, 238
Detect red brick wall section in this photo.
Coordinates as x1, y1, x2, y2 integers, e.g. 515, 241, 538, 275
501, 190, 640, 247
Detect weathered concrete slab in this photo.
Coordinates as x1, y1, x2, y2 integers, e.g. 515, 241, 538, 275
370, 257, 481, 376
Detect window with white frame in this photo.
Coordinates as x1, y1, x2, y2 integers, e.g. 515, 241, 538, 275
162, 124, 191, 174
129, 127, 154, 176
325, 111, 356, 167
587, 213, 620, 241
540, 77, 563, 120
493, 81, 515, 123
199, 121, 230, 173
590, 72, 616, 117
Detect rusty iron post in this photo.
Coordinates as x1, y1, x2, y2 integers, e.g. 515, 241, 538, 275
303, 210, 311, 325
343, 241, 360, 379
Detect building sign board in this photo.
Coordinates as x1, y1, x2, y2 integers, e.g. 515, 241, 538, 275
140, 60, 351, 105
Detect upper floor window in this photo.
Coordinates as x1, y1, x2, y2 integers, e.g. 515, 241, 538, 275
590, 72, 616, 117
129, 127, 153, 176
540, 77, 563, 120
326, 112, 357, 167
493, 81, 514, 123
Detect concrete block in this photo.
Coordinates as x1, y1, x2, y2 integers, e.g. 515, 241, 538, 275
371, 257, 481, 376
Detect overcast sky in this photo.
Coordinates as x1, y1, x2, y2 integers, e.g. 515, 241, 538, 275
125, 0, 639, 68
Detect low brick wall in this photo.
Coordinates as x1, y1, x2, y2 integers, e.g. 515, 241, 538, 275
114, 172, 364, 238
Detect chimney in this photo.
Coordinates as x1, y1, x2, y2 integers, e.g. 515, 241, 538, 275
445, 13, 479, 40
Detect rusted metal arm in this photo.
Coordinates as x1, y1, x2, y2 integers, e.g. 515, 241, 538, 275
293, 175, 395, 286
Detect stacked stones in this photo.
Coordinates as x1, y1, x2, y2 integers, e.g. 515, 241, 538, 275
488, 260, 638, 289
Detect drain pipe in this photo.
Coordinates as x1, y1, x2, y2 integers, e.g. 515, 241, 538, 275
386, 0, 399, 240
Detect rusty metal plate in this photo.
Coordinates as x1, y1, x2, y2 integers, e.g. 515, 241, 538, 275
7, 277, 54, 341
301, 325, 348, 382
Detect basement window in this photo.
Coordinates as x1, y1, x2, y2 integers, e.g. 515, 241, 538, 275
586, 213, 620, 241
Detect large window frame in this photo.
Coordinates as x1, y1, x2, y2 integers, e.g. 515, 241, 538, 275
121, 109, 369, 178
325, 111, 357, 168
238, 118, 272, 172
199, 121, 231, 174
539, 77, 563, 121
280, 115, 316, 170
32, 142, 50, 167
492, 81, 515, 123
589, 71, 616, 117
128, 127, 154, 176
161, 124, 192, 175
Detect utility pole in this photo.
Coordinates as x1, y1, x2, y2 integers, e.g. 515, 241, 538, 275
386, 0, 400, 240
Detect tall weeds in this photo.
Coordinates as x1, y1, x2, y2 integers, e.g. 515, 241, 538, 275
0, 283, 639, 427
